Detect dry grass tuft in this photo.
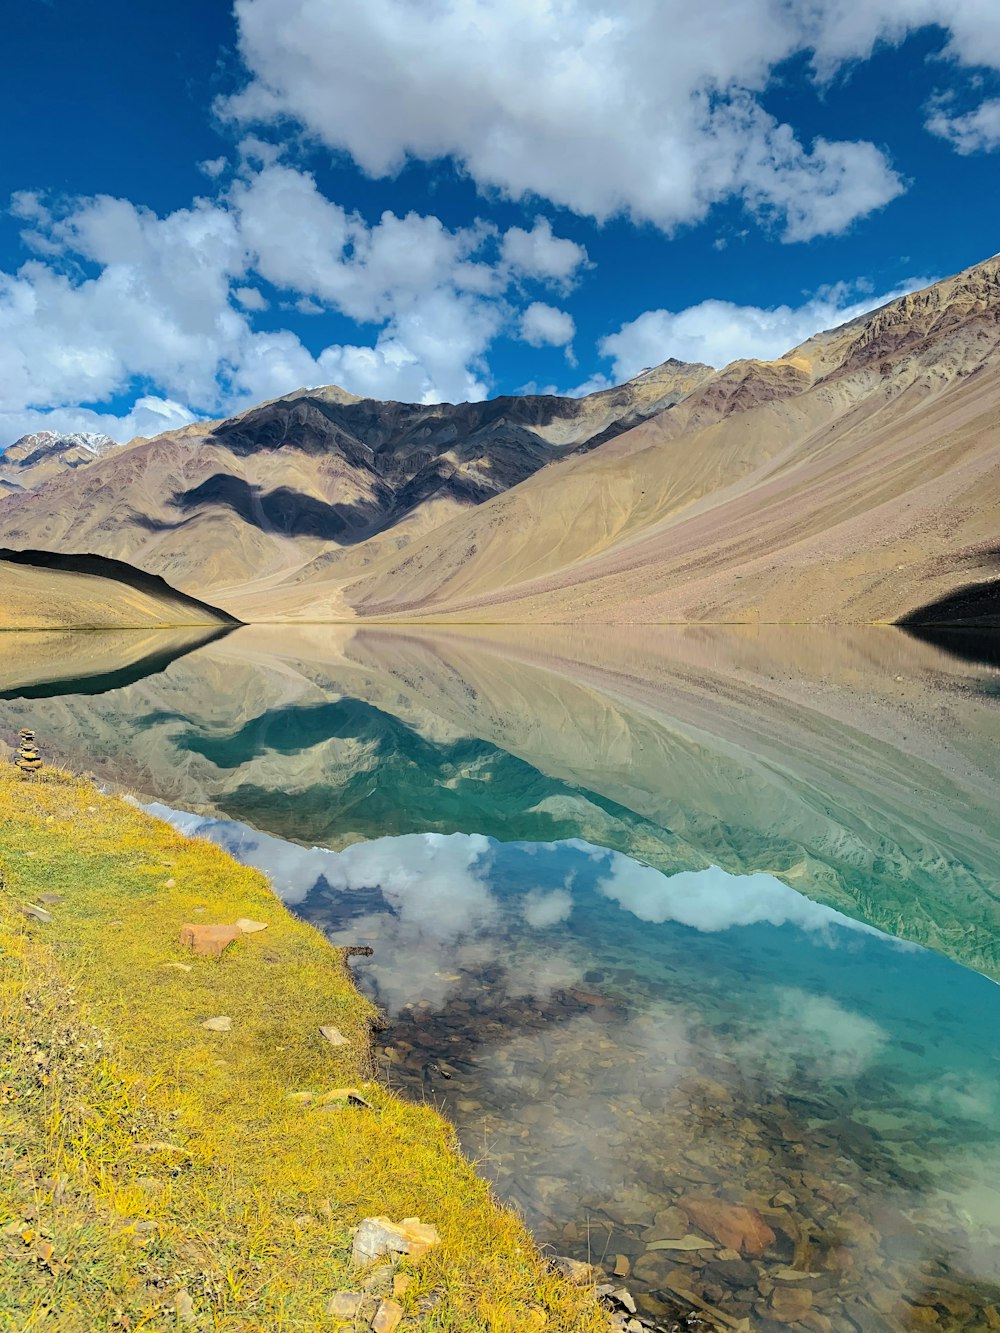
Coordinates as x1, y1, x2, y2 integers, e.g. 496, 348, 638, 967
0, 762, 607, 1331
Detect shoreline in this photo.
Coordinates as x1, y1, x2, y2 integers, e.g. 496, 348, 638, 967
0, 760, 612, 1331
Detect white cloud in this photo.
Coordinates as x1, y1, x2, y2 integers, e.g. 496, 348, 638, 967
736, 988, 889, 1082
0, 163, 592, 444
220, 0, 964, 240
233, 285, 269, 311
927, 97, 1000, 154
199, 156, 229, 179
5, 396, 198, 445
519, 301, 575, 349
522, 888, 574, 928
595, 854, 886, 937
500, 218, 589, 290
597, 277, 934, 377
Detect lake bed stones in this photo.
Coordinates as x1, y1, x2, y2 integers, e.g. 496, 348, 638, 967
678, 1196, 776, 1257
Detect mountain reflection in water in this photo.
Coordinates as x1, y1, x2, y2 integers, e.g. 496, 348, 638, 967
2, 623, 999, 1329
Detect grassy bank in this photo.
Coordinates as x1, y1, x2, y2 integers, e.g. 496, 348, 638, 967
0, 761, 607, 1332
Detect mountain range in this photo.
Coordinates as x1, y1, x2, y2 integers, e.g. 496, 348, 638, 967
1, 256, 998, 625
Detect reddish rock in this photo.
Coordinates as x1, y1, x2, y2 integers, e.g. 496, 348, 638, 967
678, 1196, 776, 1257
179, 923, 240, 957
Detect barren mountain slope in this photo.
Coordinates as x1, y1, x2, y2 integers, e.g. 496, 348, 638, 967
323, 257, 1000, 625
0, 362, 712, 600
0, 549, 239, 630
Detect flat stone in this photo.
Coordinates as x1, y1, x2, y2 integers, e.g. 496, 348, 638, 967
613, 1254, 631, 1278
36, 894, 64, 905
235, 917, 269, 934
645, 1235, 714, 1251
771, 1191, 796, 1208
678, 1196, 776, 1257
769, 1286, 813, 1322
372, 1299, 404, 1333
645, 1206, 689, 1239
201, 1016, 232, 1032
20, 904, 53, 923
320, 1025, 350, 1047
326, 1291, 364, 1318
613, 1288, 637, 1313
174, 1289, 196, 1325
161, 962, 192, 973
398, 1217, 440, 1260
179, 923, 240, 957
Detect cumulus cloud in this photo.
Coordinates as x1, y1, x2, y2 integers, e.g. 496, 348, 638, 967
6, 397, 197, 445
233, 285, 269, 311
0, 163, 590, 443
594, 854, 885, 938
199, 156, 229, 179
522, 887, 574, 928
736, 988, 889, 1083
927, 97, 1000, 154
519, 302, 576, 350
500, 218, 590, 290
597, 277, 934, 378
224, 0, 1000, 240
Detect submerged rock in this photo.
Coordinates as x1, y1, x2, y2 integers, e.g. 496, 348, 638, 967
678, 1196, 776, 1257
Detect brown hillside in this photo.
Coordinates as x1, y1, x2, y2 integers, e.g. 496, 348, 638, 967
319, 257, 1000, 625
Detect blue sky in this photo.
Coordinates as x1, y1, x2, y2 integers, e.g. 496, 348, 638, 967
3, 0, 1000, 445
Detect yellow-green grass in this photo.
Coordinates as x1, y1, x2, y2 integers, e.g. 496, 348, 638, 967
0, 762, 607, 1332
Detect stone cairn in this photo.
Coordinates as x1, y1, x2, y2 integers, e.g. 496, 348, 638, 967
14, 729, 43, 777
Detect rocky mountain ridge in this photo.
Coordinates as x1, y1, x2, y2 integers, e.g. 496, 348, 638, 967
0, 359, 713, 596
0, 431, 118, 493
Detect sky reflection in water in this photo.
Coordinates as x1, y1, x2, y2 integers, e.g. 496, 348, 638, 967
148, 806, 1000, 1326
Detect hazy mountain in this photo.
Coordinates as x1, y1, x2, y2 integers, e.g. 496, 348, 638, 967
0, 431, 118, 492
0, 362, 712, 600
0, 548, 239, 630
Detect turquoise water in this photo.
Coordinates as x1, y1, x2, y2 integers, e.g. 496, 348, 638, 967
3, 625, 999, 1329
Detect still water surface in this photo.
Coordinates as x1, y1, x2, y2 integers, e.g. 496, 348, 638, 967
3, 625, 999, 1331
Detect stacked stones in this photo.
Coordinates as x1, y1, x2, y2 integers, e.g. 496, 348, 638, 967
15, 729, 42, 777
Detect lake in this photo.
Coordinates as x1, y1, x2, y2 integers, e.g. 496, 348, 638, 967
2, 624, 999, 1331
